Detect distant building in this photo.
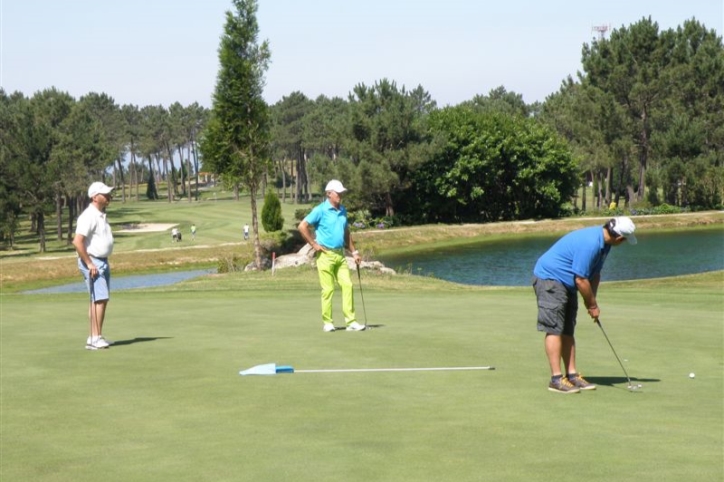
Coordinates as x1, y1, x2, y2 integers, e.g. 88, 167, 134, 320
198, 172, 216, 185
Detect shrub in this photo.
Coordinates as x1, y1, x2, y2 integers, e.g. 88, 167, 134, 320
217, 254, 248, 273
294, 208, 312, 222
261, 191, 284, 232
372, 216, 395, 229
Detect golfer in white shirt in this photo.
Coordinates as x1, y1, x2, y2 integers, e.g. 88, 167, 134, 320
73, 182, 115, 350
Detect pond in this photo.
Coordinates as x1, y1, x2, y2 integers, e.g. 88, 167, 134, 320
22, 229, 723, 294
377, 228, 724, 287
24, 269, 214, 295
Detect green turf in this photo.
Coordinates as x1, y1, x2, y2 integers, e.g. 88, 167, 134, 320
110, 193, 313, 252
1, 270, 722, 482
4, 190, 314, 256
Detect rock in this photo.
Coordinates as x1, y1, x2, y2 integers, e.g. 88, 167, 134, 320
272, 244, 396, 274
244, 257, 272, 271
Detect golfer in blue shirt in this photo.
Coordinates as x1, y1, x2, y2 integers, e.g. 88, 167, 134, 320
298, 180, 364, 332
532, 217, 637, 393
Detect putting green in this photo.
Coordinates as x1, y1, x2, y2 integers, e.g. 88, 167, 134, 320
1, 270, 721, 482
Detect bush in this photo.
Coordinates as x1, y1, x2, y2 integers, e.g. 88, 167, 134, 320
372, 216, 395, 229
294, 208, 312, 222
630, 203, 686, 216
217, 254, 248, 273
261, 191, 284, 232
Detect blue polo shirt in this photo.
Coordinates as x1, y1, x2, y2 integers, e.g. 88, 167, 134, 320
304, 200, 348, 249
533, 226, 611, 290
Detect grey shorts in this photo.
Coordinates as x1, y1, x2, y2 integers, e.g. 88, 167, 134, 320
532, 276, 577, 336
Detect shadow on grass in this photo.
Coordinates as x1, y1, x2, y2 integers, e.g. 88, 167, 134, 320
330, 324, 386, 331
585, 376, 660, 388
364, 324, 385, 330
112, 337, 174, 346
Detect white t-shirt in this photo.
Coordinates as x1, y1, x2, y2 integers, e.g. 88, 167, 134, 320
75, 204, 114, 258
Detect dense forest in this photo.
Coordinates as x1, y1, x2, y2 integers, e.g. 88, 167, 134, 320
1, 9, 722, 252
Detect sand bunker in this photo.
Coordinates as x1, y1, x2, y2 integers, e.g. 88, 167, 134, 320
115, 223, 176, 233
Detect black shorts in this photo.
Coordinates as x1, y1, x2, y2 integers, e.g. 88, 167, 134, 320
532, 276, 577, 336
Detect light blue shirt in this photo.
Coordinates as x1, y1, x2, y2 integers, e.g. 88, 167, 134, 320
304, 200, 348, 249
533, 226, 610, 290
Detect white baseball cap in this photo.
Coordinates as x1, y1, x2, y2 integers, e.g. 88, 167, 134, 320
324, 180, 347, 193
612, 216, 637, 245
88, 182, 114, 198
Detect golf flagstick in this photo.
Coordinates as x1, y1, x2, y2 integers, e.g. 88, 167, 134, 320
240, 364, 495, 375
295, 366, 495, 373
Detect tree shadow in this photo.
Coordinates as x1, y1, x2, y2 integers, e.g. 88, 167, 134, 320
112, 337, 173, 347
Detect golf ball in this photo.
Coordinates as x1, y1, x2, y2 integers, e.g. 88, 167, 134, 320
689, 373, 696, 379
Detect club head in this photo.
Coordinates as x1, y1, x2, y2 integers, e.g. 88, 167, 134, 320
627, 383, 643, 392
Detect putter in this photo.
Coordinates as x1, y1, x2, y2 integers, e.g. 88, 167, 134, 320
595, 318, 641, 391
87, 266, 107, 350
89, 271, 96, 349
356, 266, 369, 329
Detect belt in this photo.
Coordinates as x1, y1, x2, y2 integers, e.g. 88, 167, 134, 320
318, 247, 346, 256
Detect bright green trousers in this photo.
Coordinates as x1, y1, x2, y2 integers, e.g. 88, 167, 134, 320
316, 249, 356, 326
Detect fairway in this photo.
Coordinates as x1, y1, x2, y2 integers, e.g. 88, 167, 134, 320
1, 269, 722, 482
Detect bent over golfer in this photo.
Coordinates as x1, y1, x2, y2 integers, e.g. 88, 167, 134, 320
532, 217, 637, 393
73, 182, 115, 350
298, 180, 364, 332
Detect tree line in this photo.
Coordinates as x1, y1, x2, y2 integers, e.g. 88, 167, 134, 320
0, 91, 207, 251
267, 16, 722, 223
2, 9, 722, 253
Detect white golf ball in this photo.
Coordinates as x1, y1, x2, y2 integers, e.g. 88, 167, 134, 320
689, 373, 696, 379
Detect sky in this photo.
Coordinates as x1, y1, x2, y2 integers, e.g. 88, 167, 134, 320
1, 0, 722, 109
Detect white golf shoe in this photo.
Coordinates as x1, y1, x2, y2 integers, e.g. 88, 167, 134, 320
346, 322, 366, 331
85, 336, 110, 350
323, 324, 336, 332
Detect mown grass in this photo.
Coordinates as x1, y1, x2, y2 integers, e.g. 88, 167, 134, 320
1, 197, 722, 481
1, 268, 721, 482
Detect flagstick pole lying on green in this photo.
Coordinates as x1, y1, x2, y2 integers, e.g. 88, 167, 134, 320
296, 366, 495, 373
239, 364, 495, 376
239, 363, 294, 376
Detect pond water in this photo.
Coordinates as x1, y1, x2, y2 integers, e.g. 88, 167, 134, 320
22, 229, 723, 293
24, 269, 214, 295
378, 229, 724, 287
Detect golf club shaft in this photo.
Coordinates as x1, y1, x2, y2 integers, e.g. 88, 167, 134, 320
595, 318, 632, 384
89, 274, 95, 341
356, 266, 368, 327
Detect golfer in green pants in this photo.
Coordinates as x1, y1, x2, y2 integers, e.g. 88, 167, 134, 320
298, 180, 365, 332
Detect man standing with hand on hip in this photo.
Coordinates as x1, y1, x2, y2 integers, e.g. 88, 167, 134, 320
298, 180, 365, 332
532, 216, 637, 393
73, 182, 115, 350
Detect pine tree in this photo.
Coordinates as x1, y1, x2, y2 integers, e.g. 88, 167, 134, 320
261, 190, 284, 232
199, 0, 271, 268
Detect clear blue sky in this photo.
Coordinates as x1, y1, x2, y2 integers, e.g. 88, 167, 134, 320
1, 0, 722, 108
